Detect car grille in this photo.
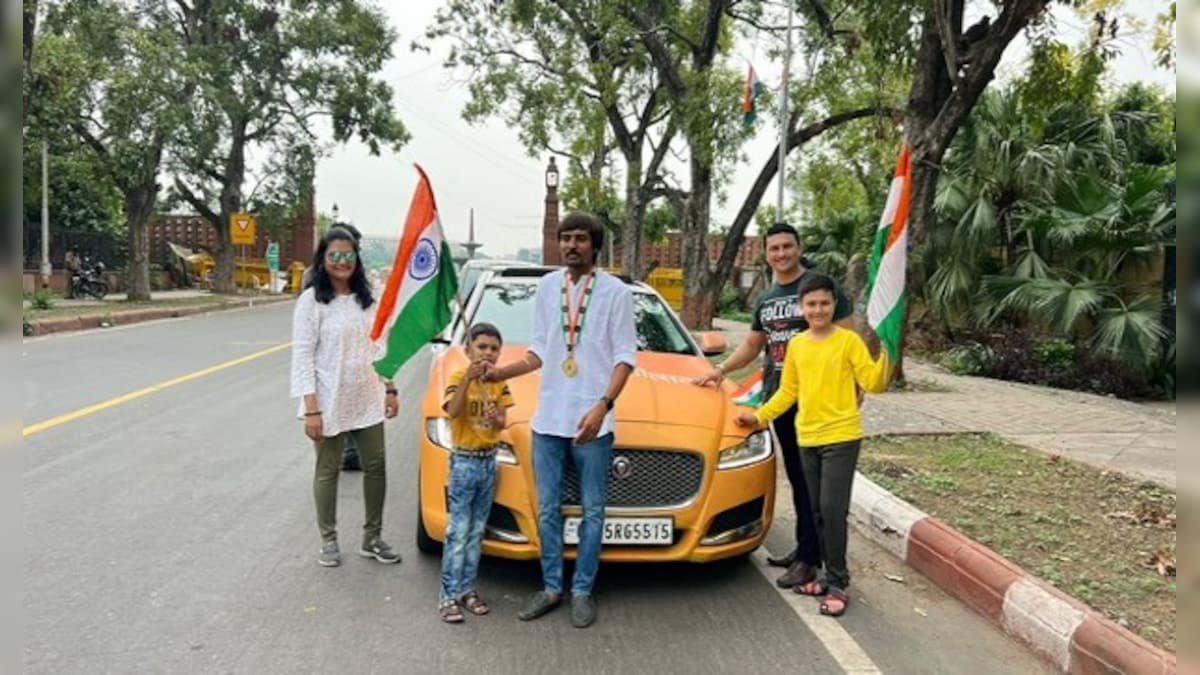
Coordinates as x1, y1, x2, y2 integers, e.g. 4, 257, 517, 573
562, 449, 704, 508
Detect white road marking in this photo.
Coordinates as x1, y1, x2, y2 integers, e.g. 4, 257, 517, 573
752, 550, 883, 674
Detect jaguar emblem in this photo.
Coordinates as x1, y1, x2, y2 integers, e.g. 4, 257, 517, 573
611, 455, 633, 480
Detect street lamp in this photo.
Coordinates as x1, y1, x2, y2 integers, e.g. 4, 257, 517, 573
545, 157, 559, 189
331, 203, 340, 222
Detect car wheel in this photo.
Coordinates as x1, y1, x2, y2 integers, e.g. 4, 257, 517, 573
415, 473, 442, 555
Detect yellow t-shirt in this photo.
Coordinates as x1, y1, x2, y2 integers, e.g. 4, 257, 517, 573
443, 369, 515, 451
753, 327, 891, 447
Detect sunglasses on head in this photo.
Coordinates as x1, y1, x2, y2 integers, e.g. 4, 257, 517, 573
326, 250, 357, 264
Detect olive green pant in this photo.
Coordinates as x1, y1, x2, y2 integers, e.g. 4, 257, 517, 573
313, 422, 386, 545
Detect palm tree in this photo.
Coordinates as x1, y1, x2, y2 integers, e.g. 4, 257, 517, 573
928, 87, 1176, 373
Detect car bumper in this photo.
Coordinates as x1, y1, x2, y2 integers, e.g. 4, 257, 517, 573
418, 436, 776, 563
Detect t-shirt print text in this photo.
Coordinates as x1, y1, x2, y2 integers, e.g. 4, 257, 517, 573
759, 295, 803, 364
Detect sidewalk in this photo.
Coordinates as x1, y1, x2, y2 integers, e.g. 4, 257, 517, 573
710, 318, 1176, 488
23, 288, 214, 310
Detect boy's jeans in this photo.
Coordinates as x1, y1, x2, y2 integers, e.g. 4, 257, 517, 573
532, 432, 613, 597
439, 453, 497, 603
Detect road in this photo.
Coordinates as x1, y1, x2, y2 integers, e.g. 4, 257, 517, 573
23, 303, 1051, 674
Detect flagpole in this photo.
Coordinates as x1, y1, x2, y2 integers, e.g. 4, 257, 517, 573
776, 0, 793, 218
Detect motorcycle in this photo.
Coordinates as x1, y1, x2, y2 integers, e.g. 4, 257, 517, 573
72, 260, 109, 300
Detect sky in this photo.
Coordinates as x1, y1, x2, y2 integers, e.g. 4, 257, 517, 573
314, 1, 1176, 259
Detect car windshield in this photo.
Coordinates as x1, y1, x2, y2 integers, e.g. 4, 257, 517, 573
458, 265, 486, 301
469, 282, 696, 355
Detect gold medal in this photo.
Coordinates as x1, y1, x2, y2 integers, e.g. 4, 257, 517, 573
560, 272, 594, 380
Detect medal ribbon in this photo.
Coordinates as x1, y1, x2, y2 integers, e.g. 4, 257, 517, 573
560, 272, 595, 355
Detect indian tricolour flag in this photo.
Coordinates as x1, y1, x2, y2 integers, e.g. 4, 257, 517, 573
372, 164, 458, 378
731, 369, 764, 407
865, 145, 913, 363
742, 63, 765, 126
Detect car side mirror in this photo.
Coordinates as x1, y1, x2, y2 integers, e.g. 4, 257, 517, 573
698, 331, 727, 356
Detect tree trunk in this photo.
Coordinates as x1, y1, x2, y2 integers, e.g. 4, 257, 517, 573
621, 147, 645, 279
123, 179, 156, 302
680, 159, 715, 329
212, 123, 248, 294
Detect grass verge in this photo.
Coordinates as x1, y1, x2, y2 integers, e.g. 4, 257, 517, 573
860, 434, 1176, 653
25, 295, 242, 321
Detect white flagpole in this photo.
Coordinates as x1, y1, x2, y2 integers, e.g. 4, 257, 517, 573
776, 1, 794, 218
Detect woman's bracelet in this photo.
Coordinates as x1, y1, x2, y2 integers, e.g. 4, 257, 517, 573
385, 388, 398, 395
304, 411, 322, 417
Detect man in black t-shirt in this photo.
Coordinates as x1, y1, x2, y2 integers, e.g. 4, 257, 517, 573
693, 222, 852, 589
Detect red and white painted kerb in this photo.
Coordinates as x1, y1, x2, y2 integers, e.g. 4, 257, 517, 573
850, 473, 1177, 675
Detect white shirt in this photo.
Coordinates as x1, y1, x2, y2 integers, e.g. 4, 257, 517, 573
290, 289, 386, 437
528, 269, 638, 438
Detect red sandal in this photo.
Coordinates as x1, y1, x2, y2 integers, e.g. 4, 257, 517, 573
819, 588, 849, 617
793, 580, 827, 596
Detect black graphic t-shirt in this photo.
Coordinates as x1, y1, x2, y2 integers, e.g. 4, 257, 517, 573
750, 267, 853, 398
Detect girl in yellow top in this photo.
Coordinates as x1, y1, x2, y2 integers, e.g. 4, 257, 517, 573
736, 273, 891, 617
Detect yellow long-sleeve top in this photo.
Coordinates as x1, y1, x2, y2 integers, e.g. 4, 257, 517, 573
753, 327, 891, 447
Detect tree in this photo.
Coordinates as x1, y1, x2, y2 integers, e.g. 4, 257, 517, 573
170, 0, 409, 293
627, 0, 906, 328
927, 79, 1176, 376
422, 0, 679, 280
27, 2, 187, 301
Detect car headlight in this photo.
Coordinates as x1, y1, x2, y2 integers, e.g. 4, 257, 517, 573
425, 417, 519, 466
718, 430, 772, 470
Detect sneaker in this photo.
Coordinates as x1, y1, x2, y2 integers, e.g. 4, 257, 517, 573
318, 540, 341, 567
359, 538, 402, 564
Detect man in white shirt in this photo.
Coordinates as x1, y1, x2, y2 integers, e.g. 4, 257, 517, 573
484, 212, 637, 628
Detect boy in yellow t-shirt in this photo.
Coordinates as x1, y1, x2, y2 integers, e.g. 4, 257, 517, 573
736, 273, 891, 618
438, 323, 515, 623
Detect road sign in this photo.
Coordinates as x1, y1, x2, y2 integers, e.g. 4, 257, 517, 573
230, 212, 256, 246
265, 241, 280, 271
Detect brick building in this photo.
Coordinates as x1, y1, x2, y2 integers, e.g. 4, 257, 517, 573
149, 195, 317, 267
610, 232, 764, 273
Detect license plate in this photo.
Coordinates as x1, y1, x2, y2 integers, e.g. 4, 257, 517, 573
562, 517, 673, 546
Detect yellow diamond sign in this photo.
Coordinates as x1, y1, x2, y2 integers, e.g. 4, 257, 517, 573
230, 212, 256, 246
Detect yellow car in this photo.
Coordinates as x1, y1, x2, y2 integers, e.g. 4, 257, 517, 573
416, 266, 776, 562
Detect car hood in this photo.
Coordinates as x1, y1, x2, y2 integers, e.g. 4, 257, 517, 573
429, 346, 743, 432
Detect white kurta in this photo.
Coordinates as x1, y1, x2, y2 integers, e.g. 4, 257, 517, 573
527, 269, 638, 438
290, 288, 386, 437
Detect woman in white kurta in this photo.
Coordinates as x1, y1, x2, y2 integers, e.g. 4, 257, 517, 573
290, 228, 400, 568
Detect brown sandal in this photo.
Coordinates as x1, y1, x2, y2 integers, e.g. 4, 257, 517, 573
461, 591, 490, 616
439, 599, 465, 623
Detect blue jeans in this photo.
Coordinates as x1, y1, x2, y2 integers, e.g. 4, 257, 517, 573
439, 453, 497, 603
532, 432, 613, 596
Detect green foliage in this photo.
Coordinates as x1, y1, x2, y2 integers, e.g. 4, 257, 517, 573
937, 342, 997, 376
169, 0, 408, 290
927, 74, 1176, 381
1032, 338, 1075, 369
642, 202, 680, 243
716, 285, 744, 317
29, 290, 56, 310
